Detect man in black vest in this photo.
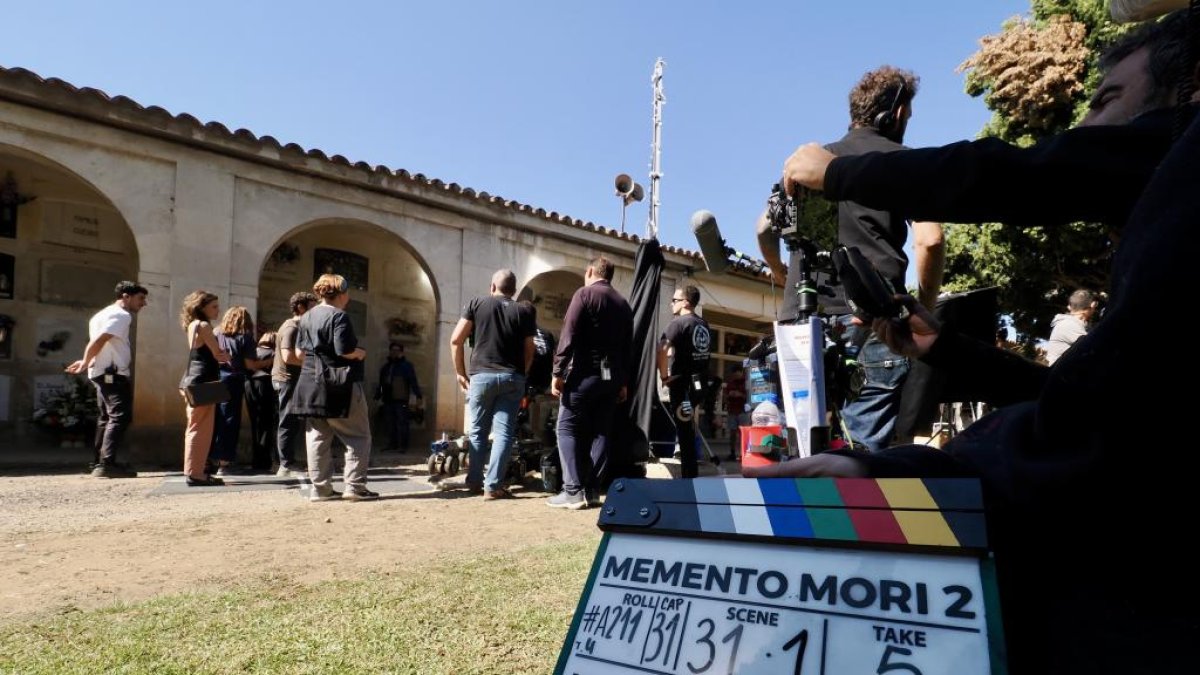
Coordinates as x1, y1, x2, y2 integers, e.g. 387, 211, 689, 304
758, 66, 944, 452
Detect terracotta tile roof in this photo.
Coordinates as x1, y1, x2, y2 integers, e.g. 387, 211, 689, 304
0, 64, 770, 276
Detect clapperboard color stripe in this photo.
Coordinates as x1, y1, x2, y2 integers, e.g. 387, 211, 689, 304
624, 478, 987, 550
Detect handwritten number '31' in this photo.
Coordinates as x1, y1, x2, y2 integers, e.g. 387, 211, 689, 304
685, 621, 744, 674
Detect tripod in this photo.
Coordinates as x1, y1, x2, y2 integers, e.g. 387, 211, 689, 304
656, 397, 726, 474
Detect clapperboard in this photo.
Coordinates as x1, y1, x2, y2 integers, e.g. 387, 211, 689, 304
555, 477, 1006, 674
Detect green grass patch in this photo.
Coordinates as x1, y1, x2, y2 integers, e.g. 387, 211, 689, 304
0, 537, 599, 674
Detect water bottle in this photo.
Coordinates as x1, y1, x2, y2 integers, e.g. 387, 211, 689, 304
751, 401, 781, 427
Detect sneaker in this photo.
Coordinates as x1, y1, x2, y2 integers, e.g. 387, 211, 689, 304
276, 465, 306, 478
344, 488, 380, 502
309, 489, 342, 502
484, 487, 514, 501
91, 463, 138, 479
547, 490, 588, 510
185, 474, 225, 487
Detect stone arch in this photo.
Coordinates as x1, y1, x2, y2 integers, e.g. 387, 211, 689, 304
263, 217, 442, 315
517, 269, 585, 336
257, 218, 439, 450
0, 143, 141, 457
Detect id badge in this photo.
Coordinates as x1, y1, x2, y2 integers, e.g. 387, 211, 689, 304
692, 373, 703, 392
104, 374, 115, 384
600, 357, 612, 382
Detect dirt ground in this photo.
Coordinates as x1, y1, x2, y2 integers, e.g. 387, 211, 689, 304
0, 460, 601, 623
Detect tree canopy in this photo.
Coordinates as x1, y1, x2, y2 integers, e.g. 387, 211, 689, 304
944, 0, 1129, 346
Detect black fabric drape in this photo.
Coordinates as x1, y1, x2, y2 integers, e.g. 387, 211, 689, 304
608, 238, 665, 478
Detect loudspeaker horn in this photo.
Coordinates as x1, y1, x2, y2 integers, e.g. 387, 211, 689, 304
615, 173, 634, 197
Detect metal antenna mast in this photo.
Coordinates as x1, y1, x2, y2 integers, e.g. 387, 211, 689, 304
646, 58, 665, 239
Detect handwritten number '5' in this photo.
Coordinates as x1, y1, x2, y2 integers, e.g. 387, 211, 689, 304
877, 645, 923, 674
687, 619, 716, 673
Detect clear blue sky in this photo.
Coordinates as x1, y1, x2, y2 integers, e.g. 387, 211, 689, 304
6, 1, 1028, 276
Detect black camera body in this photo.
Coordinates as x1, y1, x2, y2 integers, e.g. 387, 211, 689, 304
766, 182, 903, 321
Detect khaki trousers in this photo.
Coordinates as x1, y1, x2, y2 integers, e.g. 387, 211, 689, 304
305, 384, 372, 492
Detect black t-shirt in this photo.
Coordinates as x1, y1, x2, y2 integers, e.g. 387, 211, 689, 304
298, 303, 363, 383
661, 313, 712, 381
781, 127, 909, 321
463, 295, 535, 375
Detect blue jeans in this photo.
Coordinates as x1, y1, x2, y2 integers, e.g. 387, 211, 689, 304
211, 372, 245, 463
465, 371, 525, 492
837, 316, 909, 452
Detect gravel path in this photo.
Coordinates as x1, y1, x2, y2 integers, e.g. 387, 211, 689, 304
0, 461, 600, 623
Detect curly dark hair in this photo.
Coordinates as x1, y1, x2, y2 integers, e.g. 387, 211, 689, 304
288, 291, 317, 315
849, 66, 920, 129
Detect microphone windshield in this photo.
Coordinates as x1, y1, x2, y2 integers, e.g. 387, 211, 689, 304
691, 210, 727, 274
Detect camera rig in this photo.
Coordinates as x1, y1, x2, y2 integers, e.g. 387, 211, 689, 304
765, 183, 904, 323
765, 183, 837, 323
755, 182, 907, 454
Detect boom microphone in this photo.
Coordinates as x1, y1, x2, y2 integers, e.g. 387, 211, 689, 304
691, 210, 729, 274
691, 210, 766, 274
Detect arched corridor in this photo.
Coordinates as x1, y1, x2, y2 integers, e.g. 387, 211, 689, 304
258, 220, 439, 450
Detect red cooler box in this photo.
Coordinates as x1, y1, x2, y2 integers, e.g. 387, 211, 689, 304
739, 425, 784, 468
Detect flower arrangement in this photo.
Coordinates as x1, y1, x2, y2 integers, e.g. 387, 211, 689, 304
32, 375, 97, 438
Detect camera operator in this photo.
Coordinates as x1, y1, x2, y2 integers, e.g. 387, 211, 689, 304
751, 10, 1200, 671
780, 13, 1197, 233
757, 65, 945, 452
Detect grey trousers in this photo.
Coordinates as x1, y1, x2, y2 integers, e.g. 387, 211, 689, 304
305, 383, 372, 492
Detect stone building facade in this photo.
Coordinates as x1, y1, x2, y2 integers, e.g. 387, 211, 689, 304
0, 65, 779, 465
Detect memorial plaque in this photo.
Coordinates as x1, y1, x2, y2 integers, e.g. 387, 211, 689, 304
41, 200, 125, 253
0, 374, 11, 422
40, 261, 123, 308
0, 252, 13, 299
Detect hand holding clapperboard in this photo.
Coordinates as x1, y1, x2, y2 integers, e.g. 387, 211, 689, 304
556, 477, 1005, 674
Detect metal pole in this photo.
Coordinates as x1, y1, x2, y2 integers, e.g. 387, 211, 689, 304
646, 58, 665, 240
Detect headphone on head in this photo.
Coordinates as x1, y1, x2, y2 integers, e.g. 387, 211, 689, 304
873, 82, 909, 136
